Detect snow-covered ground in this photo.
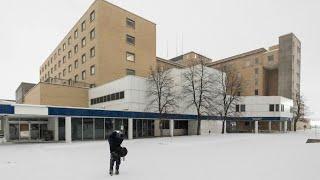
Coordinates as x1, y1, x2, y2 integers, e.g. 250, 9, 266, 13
1, 130, 320, 180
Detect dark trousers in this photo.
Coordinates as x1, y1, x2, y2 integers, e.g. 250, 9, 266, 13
109, 152, 121, 172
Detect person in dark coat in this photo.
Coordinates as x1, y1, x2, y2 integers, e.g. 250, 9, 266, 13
108, 130, 124, 176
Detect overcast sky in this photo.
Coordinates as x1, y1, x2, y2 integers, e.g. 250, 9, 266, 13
0, 0, 319, 118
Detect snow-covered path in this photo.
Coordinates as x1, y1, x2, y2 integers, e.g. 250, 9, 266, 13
0, 130, 319, 180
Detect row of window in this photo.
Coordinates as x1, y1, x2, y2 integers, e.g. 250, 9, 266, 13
41, 10, 96, 73
269, 104, 285, 112
236, 104, 286, 112
91, 91, 125, 105
42, 47, 95, 81
161, 120, 188, 129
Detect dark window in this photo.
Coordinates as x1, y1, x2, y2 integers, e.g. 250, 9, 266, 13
268, 55, 274, 62
281, 104, 284, 112
90, 29, 95, 40
269, 104, 274, 112
107, 95, 111, 101
174, 121, 188, 129
120, 91, 125, 99
126, 35, 135, 45
126, 18, 135, 29
90, 11, 95, 22
255, 89, 259, 96
103, 96, 107, 102
240, 105, 246, 112
236, 105, 240, 112
162, 121, 170, 129
245, 122, 250, 126
276, 104, 280, 112
91, 99, 94, 105
111, 94, 116, 101
126, 69, 135, 75
115, 93, 120, 100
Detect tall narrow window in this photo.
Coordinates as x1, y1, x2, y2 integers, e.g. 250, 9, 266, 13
126, 18, 135, 29
74, 44, 78, 54
63, 56, 66, 63
90, 47, 95, 57
236, 105, 240, 112
74, 60, 79, 69
90, 11, 95, 22
82, 54, 86, 64
90, 65, 95, 75
240, 105, 246, 112
82, 37, 86, 47
74, 29, 78, 39
126, 35, 135, 45
82, 70, 86, 80
276, 104, 280, 112
90, 28, 95, 40
63, 43, 66, 50
81, 21, 86, 31
269, 104, 275, 112
68, 65, 72, 72
255, 89, 259, 96
126, 52, 135, 62
63, 69, 66, 77
74, 75, 79, 82
68, 50, 72, 59
68, 36, 72, 45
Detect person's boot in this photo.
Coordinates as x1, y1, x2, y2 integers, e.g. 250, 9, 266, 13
115, 169, 119, 175
109, 170, 113, 176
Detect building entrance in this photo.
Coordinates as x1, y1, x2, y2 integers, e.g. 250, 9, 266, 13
8, 118, 48, 141
133, 119, 154, 138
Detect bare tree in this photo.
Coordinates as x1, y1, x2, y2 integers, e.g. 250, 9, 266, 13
212, 65, 242, 134
146, 66, 178, 136
183, 59, 215, 135
293, 93, 307, 131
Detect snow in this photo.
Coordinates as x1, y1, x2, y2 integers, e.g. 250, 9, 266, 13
1, 130, 320, 180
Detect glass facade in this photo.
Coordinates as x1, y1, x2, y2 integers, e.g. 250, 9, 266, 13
8, 118, 49, 141
58, 118, 65, 140
133, 119, 154, 138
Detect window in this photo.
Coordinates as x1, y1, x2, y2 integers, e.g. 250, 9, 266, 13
58, 60, 61, 67
236, 105, 240, 112
54, 53, 57, 59
276, 104, 279, 112
162, 121, 170, 129
269, 104, 275, 112
54, 64, 57, 71
81, 21, 86, 31
281, 104, 285, 112
82, 37, 86, 47
255, 89, 259, 96
68, 65, 72, 72
68, 50, 72, 58
268, 55, 274, 62
74, 60, 79, 69
74, 29, 78, 39
74, 75, 79, 82
90, 47, 95, 57
90, 65, 95, 75
51, 68, 53, 74
74, 44, 78, 53
174, 121, 188, 129
126, 18, 135, 29
240, 105, 246, 112
90, 29, 95, 40
68, 36, 72, 45
63, 43, 66, 51
68, 79, 73, 86
255, 58, 259, 65
63, 69, 66, 77
126, 69, 135, 75
126, 52, 135, 62
82, 71, 86, 80
82, 54, 86, 64
255, 68, 259, 74
120, 91, 124, 99
90, 11, 95, 22
58, 73, 61, 78
126, 35, 135, 45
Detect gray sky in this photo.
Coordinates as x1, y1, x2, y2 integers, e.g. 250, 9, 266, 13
0, 0, 319, 118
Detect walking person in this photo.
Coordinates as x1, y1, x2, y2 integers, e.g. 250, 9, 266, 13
108, 130, 125, 176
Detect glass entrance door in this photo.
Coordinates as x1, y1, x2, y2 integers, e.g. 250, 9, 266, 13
133, 119, 154, 138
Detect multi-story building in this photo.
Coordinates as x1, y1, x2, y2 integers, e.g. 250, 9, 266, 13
25, 0, 156, 107
0, 0, 303, 143
207, 33, 301, 100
